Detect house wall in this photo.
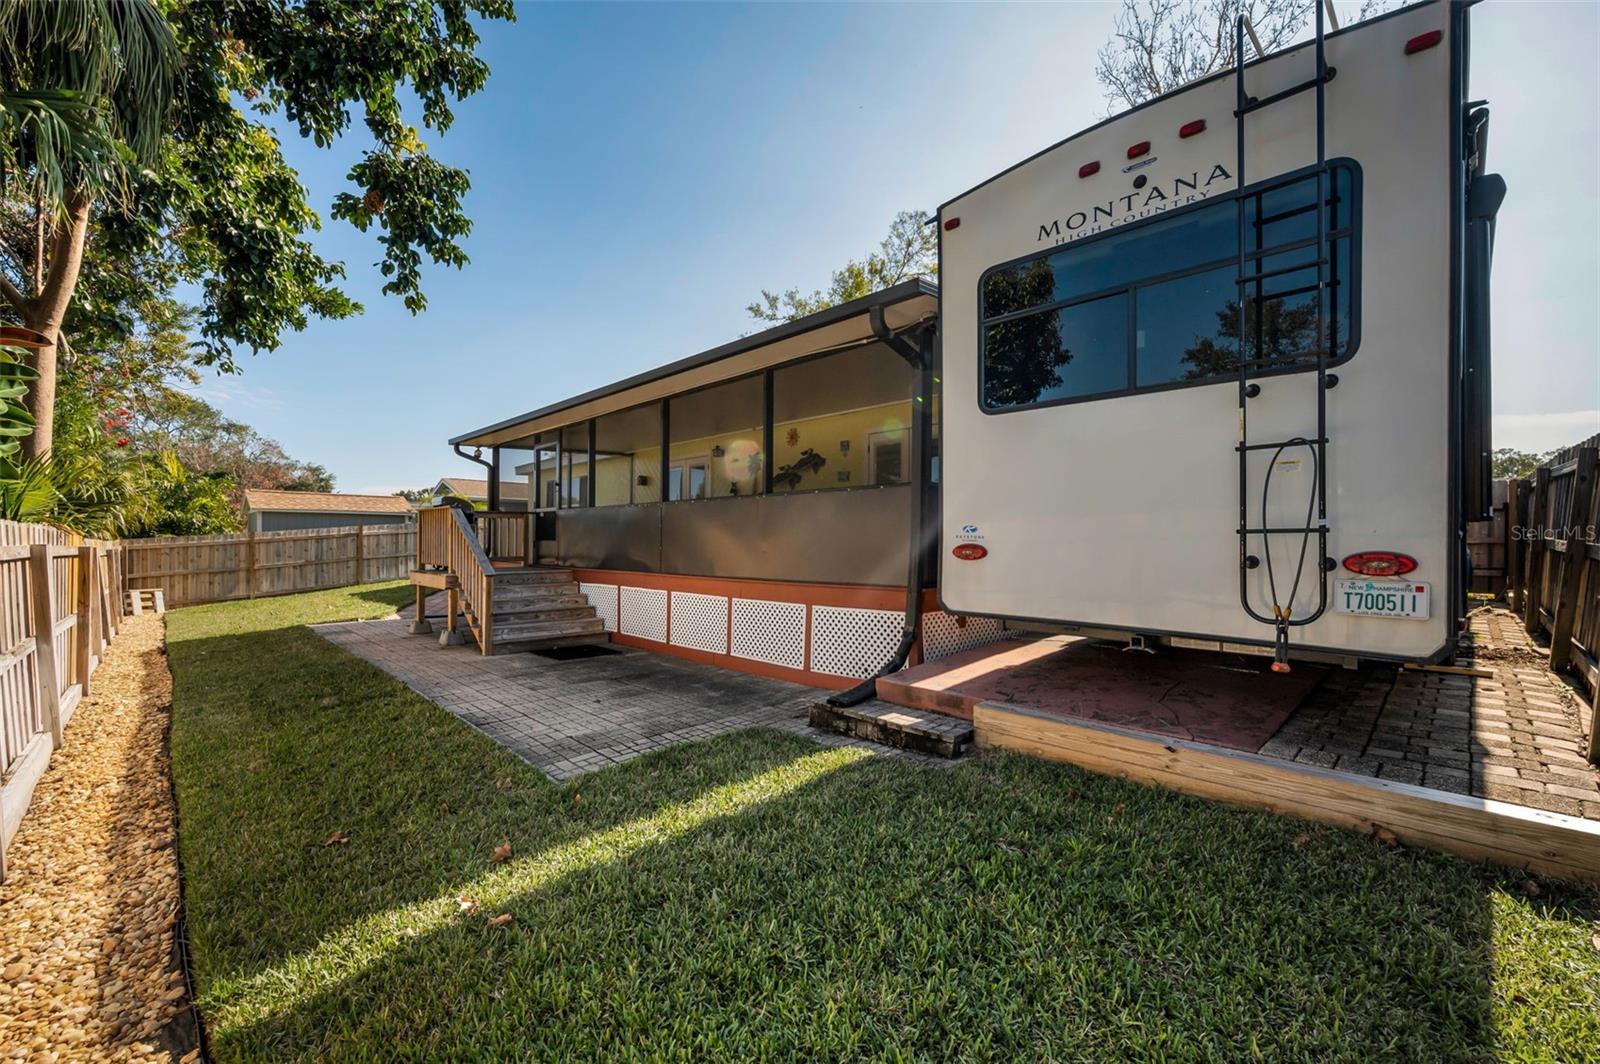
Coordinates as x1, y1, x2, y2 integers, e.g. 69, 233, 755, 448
250, 510, 415, 533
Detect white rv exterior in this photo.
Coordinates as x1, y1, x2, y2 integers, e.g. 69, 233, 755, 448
937, 0, 1484, 662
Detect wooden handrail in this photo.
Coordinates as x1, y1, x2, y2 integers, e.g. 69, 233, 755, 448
477, 510, 531, 565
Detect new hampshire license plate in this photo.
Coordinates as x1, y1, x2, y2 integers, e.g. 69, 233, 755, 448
1334, 579, 1431, 620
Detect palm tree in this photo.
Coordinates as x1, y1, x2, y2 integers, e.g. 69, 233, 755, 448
0, 0, 178, 460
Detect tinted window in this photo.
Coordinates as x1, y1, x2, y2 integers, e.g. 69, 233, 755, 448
983, 294, 1128, 407
981, 164, 1357, 409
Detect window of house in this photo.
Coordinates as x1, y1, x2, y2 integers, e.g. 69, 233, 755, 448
771, 343, 916, 492
667, 375, 764, 499
980, 164, 1357, 411
593, 403, 663, 506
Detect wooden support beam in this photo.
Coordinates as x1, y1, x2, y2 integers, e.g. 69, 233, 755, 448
354, 523, 366, 585
975, 701, 1600, 882
408, 583, 433, 635
1548, 447, 1596, 672
29, 544, 62, 747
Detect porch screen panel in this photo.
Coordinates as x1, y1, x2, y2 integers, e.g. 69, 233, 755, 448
771, 342, 915, 492
594, 403, 663, 506
667, 375, 764, 500
497, 445, 537, 512
560, 421, 591, 508
530, 432, 559, 510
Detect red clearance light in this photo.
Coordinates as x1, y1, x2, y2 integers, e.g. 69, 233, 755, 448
1405, 30, 1442, 54
1078, 160, 1100, 178
1127, 141, 1151, 159
943, 217, 960, 231
952, 543, 988, 561
1179, 119, 1206, 139
1341, 551, 1419, 577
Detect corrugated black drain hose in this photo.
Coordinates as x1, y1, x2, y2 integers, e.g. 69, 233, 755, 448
1261, 436, 1319, 673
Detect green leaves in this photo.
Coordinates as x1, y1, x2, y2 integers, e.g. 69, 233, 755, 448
0, 0, 177, 209
0, 343, 37, 459
748, 210, 938, 324
333, 147, 472, 314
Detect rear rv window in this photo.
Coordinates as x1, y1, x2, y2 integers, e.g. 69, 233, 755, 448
980, 163, 1358, 411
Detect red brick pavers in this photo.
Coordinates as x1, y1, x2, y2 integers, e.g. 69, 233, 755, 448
1261, 607, 1600, 820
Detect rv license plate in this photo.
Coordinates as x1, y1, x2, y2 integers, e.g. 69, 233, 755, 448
1334, 579, 1430, 620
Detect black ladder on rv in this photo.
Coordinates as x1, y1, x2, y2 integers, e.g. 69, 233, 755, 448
1233, 3, 1338, 671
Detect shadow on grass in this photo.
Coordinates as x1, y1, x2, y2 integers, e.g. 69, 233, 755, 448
166, 589, 1600, 1062
200, 733, 1600, 1061
166, 622, 826, 984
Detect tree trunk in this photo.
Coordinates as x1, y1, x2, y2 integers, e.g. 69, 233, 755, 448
20, 191, 92, 462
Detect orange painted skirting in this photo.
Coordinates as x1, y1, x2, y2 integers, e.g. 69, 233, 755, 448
570, 568, 919, 690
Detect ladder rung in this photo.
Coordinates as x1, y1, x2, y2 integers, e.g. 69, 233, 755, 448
1234, 70, 1334, 117
1237, 258, 1328, 285
1235, 355, 1326, 372
1240, 526, 1329, 535
1237, 437, 1327, 452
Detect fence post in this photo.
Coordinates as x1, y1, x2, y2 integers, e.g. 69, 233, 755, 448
1506, 478, 1526, 608
76, 546, 96, 696
245, 529, 257, 599
1549, 447, 1597, 672
1522, 466, 1550, 632
354, 524, 366, 585
29, 545, 63, 747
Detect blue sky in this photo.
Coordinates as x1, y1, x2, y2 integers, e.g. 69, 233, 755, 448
190, 1, 1600, 493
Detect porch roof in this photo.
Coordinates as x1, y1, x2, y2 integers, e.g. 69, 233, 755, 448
449, 278, 938, 449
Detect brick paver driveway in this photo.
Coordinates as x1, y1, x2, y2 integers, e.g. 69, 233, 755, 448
316, 617, 869, 780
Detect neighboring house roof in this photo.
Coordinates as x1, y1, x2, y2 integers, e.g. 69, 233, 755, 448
242, 489, 414, 515
434, 477, 531, 502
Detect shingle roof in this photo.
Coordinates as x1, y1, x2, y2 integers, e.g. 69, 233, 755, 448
436, 477, 530, 502
241, 489, 414, 515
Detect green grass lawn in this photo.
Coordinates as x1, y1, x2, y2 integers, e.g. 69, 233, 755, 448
167, 583, 1600, 1062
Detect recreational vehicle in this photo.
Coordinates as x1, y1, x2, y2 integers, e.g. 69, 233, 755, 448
428, 0, 1498, 688
937, 0, 1499, 668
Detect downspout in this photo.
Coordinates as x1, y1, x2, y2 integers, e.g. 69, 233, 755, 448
452, 443, 495, 514
827, 310, 935, 707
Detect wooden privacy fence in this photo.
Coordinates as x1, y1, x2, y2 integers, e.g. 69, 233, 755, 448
1505, 434, 1600, 764
0, 520, 125, 880
122, 523, 416, 607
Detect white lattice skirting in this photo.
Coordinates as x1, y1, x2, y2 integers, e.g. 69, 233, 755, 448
809, 605, 904, 678
920, 610, 1008, 660
579, 582, 619, 632
619, 586, 668, 642
669, 591, 729, 653
729, 598, 807, 670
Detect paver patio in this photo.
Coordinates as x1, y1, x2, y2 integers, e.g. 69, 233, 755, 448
1262, 606, 1600, 820
315, 616, 939, 779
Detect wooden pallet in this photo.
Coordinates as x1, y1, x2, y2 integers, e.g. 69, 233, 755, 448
125, 588, 166, 615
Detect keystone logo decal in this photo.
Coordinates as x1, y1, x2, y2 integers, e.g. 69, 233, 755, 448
1036, 163, 1234, 246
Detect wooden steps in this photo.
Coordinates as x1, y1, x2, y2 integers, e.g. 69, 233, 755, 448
480, 567, 609, 654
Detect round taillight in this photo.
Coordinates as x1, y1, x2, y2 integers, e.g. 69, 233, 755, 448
952, 543, 988, 561
1341, 551, 1418, 577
